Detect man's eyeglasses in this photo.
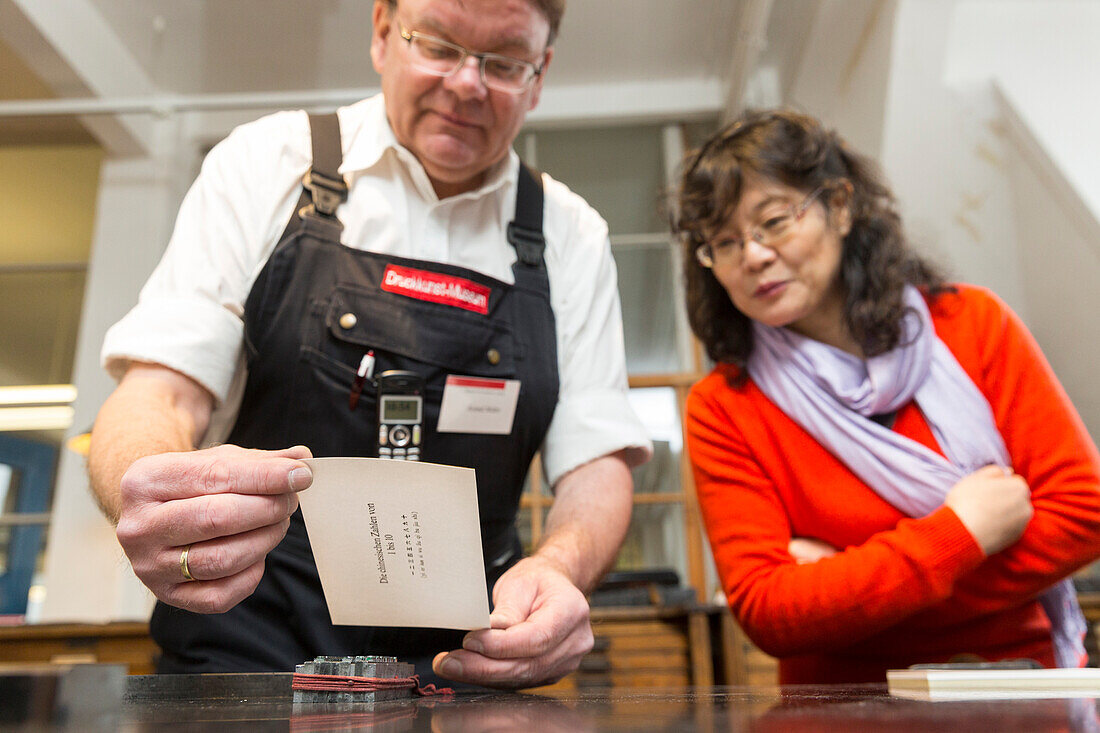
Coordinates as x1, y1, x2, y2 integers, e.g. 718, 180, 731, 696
695, 185, 830, 269
399, 25, 544, 94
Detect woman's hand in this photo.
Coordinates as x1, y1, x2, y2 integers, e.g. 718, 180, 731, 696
788, 537, 838, 564
944, 465, 1033, 556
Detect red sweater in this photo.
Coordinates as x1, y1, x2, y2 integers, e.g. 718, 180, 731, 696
686, 284, 1100, 684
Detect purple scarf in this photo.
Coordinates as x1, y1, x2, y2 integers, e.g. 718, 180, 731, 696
747, 285, 1085, 667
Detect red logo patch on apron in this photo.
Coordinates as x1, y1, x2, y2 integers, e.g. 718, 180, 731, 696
381, 264, 491, 315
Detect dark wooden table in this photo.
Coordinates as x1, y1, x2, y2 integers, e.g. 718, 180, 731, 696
7, 669, 1098, 731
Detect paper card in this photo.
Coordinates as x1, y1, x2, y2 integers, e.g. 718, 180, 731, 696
436, 375, 521, 434
887, 668, 1100, 701
298, 457, 490, 630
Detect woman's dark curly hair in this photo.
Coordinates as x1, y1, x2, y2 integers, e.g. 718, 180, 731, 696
673, 109, 949, 370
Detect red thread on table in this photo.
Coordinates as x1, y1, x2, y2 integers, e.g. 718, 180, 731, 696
291, 672, 453, 696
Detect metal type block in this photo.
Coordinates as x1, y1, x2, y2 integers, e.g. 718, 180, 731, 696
293, 655, 416, 706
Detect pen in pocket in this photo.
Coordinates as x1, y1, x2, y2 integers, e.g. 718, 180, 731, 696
348, 350, 376, 410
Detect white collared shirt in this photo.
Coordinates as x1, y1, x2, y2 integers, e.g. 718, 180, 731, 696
102, 93, 652, 484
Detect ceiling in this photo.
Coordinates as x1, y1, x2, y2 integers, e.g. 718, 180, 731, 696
79, 0, 736, 93
0, 36, 94, 145
0, 0, 787, 153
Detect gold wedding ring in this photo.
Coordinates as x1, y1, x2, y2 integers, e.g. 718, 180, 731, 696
180, 544, 195, 582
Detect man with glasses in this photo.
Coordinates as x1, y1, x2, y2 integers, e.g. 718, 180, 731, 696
90, 0, 651, 689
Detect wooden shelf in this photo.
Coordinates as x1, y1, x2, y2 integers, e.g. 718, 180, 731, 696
628, 373, 707, 389
519, 370, 712, 600
0, 622, 159, 674
532, 605, 743, 693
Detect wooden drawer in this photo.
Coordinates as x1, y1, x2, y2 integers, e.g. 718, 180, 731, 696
0, 623, 159, 675
536, 606, 745, 692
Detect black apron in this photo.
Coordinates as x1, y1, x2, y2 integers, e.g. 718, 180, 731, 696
151, 113, 560, 677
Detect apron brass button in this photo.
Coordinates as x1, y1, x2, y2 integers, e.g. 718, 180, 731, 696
338, 312, 358, 330
487, 348, 501, 365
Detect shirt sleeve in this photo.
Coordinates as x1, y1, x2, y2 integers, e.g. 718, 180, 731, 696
539, 175, 653, 486
686, 379, 986, 657
941, 286, 1100, 608
100, 110, 311, 403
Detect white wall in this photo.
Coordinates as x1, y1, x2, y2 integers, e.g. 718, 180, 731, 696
924, 1, 1100, 439
782, 0, 1027, 308
1003, 90, 1100, 447
945, 1, 1100, 224
879, 0, 1026, 311
944, 1, 1100, 448
785, 0, 1100, 440
785, 0, 898, 160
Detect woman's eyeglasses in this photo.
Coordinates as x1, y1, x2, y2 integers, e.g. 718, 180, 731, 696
695, 185, 829, 269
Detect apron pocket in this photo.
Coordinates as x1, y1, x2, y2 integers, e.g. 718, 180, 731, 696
309, 283, 519, 383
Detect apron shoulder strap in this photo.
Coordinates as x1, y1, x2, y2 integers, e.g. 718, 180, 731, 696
281, 112, 348, 242
302, 113, 346, 218
507, 163, 547, 268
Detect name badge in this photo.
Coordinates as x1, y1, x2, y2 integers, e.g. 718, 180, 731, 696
437, 375, 521, 435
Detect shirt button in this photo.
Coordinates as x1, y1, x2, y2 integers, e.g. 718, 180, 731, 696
339, 312, 357, 330
487, 348, 501, 365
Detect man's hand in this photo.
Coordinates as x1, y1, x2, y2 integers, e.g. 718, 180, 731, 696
114, 444, 313, 614
431, 451, 634, 689
431, 555, 594, 689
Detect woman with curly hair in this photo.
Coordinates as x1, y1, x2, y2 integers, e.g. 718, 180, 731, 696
676, 109, 1100, 683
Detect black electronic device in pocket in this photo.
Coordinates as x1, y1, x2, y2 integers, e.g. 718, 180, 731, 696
376, 370, 423, 460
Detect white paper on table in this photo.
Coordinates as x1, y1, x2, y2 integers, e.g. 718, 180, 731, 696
298, 457, 490, 630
